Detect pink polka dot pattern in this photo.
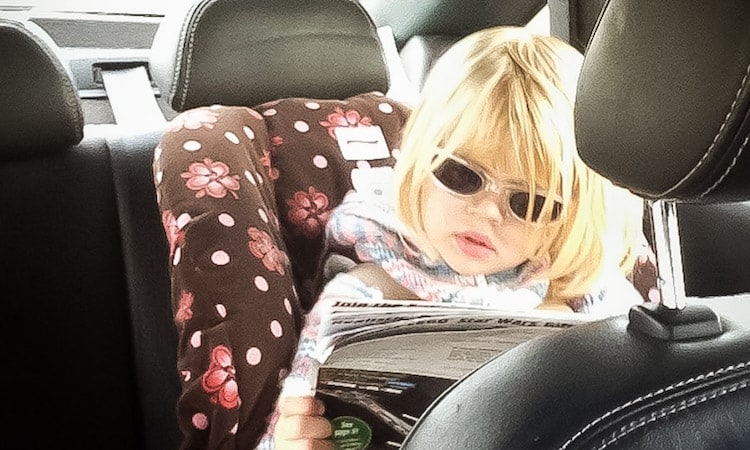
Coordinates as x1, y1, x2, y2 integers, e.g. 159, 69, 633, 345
270, 320, 283, 338
313, 155, 328, 168
177, 213, 191, 229
254, 276, 269, 292
211, 250, 230, 266
218, 213, 235, 227
153, 92, 411, 448
260, 92, 409, 309
378, 102, 394, 113
293, 121, 310, 133
190, 331, 201, 348
246, 347, 262, 366
183, 140, 201, 151
243, 126, 255, 140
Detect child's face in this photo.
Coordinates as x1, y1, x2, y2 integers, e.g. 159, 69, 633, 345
419, 156, 550, 276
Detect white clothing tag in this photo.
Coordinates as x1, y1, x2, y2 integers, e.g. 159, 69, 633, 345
351, 166, 395, 200
335, 125, 391, 161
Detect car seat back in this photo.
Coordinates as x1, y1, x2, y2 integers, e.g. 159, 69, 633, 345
0, 18, 148, 449
551, 0, 750, 298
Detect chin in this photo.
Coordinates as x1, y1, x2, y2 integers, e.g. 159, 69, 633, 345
442, 256, 494, 276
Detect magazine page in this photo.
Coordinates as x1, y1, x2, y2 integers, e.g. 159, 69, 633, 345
315, 300, 593, 449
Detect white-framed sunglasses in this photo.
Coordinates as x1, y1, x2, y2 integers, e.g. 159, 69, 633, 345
431, 156, 563, 223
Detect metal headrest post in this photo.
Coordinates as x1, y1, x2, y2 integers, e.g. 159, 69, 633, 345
628, 200, 723, 341
649, 199, 687, 310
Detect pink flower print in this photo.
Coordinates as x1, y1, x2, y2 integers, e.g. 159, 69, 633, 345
175, 290, 194, 324
271, 135, 284, 147
260, 150, 280, 180
286, 187, 331, 238
166, 108, 219, 133
202, 345, 240, 409
181, 158, 240, 199
319, 107, 373, 140
247, 227, 290, 275
161, 210, 185, 258
248, 226, 274, 256
263, 247, 290, 275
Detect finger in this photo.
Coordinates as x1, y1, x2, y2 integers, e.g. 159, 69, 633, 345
275, 438, 334, 450
278, 395, 325, 416
275, 414, 332, 440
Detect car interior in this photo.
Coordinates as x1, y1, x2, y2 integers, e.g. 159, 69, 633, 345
2, 0, 748, 449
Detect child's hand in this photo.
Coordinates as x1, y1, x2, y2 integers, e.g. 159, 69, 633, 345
274, 396, 333, 450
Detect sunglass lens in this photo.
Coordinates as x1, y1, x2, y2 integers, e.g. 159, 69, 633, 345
434, 159, 483, 195
509, 193, 562, 222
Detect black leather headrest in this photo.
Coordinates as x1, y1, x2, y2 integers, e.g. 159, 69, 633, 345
0, 20, 83, 160
548, 0, 608, 53
150, 0, 390, 112
575, 0, 750, 202
361, 0, 546, 49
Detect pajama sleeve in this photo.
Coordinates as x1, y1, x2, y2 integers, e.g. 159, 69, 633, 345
255, 272, 384, 449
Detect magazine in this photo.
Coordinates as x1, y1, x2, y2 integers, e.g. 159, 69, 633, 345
305, 298, 594, 450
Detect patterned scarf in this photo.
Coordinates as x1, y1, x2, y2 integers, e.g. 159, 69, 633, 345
326, 191, 550, 311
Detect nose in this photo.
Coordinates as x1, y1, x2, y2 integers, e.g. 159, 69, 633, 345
467, 193, 506, 223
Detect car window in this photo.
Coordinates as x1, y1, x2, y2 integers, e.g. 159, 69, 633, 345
0, 0, 192, 15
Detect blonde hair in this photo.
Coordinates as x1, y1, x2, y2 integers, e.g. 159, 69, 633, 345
393, 26, 642, 303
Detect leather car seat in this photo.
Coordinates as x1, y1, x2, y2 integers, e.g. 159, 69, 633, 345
0, 18, 179, 449
550, 0, 750, 298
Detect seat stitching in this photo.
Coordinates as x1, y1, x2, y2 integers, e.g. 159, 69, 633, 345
169, 0, 204, 104
558, 360, 749, 449
176, 0, 219, 111
660, 61, 750, 197
596, 379, 748, 449
700, 135, 748, 198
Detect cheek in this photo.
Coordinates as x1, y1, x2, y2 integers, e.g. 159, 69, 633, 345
519, 227, 550, 256
420, 186, 465, 229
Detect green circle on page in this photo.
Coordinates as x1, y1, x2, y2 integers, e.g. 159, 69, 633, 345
331, 416, 372, 450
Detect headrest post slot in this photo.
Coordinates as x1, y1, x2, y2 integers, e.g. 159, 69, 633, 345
650, 199, 686, 309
